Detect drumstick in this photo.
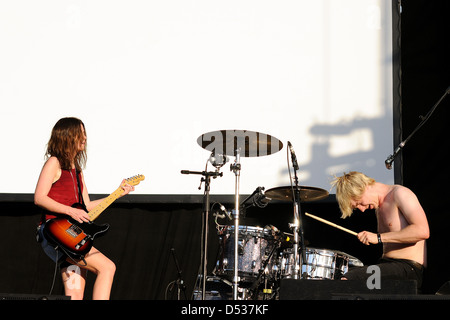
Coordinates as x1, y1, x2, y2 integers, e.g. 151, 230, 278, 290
305, 212, 358, 236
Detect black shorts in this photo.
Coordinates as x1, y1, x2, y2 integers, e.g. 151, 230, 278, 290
37, 222, 78, 270
341, 257, 424, 288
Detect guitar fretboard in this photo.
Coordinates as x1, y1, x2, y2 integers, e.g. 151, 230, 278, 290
88, 187, 124, 221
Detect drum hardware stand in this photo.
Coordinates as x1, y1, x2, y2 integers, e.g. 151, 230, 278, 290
195, 130, 284, 299
168, 248, 187, 300
287, 142, 307, 280
248, 242, 279, 300
181, 168, 223, 300
230, 149, 241, 300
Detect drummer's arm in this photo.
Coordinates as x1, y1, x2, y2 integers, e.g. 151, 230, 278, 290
378, 186, 429, 244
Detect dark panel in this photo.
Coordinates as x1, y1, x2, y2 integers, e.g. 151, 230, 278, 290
279, 279, 417, 300
0, 293, 69, 300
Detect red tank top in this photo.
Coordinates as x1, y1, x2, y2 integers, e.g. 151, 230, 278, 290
45, 168, 84, 220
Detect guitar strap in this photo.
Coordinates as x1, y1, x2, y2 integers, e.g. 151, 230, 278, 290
75, 169, 85, 207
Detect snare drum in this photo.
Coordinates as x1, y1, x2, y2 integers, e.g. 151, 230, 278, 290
216, 225, 278, 282
278, 247, 350, 279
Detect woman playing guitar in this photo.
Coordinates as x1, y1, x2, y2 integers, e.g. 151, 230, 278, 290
34, 117, 136, 300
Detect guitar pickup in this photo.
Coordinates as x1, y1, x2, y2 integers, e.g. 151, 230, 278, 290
66, 224, 83, 238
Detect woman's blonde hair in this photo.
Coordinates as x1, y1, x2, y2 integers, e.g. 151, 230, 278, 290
331, 171, 375, 218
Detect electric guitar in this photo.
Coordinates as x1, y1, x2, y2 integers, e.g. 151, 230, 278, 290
43, 174, 145, 259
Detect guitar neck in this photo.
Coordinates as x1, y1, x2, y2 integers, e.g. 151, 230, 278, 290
88, 187, 124, 221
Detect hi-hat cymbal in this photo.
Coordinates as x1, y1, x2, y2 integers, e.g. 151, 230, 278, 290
265, 186, 329, 202
197, 129, 283, 157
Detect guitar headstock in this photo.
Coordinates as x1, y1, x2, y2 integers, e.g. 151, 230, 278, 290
124, 174, 145, 186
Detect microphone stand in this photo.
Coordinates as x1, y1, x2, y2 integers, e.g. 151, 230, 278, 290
386, 85, 450, 169
181, 169, 223, 300
288, 144, 307, 279
170, 248, 186, 300
290, 169, 307, 279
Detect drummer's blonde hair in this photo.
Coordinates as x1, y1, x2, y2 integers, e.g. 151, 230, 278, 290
331, 171, 376, 219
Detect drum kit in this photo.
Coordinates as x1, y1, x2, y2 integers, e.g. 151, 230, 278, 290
182, 130, 363, 300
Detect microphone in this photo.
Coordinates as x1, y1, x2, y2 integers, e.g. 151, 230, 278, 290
209, 152, 228, 169
385, 142, 405, 170
240, 187, 271, 210
253, 190, 272, 208
220, 204, 232, 220
288, 141, 299, 170
253, 187, 272, 208
213, 203, 232, 220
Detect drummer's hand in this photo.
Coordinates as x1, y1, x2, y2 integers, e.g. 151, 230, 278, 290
357, 231, 378, 245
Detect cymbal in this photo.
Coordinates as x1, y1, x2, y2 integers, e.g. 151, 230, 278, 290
197, 129, 283, 157
264, 186, 329, 202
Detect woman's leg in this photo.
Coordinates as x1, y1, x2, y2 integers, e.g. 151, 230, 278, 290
81, 247, 116, 300
61, 264, 87, 300
62, 247, 116, 300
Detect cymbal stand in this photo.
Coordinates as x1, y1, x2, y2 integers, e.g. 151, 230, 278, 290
230, 149, 241, 300
180, 169, 223, 300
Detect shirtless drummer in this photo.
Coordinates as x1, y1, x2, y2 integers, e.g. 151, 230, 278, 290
332, 171, 429, 289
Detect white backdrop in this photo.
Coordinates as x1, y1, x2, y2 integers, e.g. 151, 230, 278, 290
0, 0, 393, 195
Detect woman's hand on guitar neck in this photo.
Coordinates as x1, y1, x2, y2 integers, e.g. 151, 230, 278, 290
119, 179, 135, 197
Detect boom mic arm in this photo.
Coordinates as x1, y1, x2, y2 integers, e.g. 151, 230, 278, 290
385, 85, 449, 170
